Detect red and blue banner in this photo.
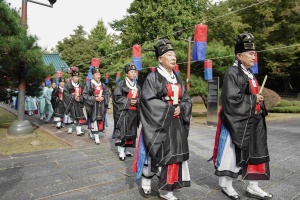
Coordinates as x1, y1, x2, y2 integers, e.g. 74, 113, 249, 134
250, 53, 258, 74
204, 60, 213, 80
192, 24, 208, 61
132, 130, 147, 181
132, 44, 142, 71
105, 73, 109, 84
45, 75, 52, 87
116, 72, 120, 83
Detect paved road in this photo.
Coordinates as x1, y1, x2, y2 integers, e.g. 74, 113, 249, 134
0, 104, 300, 200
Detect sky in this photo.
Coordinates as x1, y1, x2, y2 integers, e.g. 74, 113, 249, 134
6, 0, 133, 50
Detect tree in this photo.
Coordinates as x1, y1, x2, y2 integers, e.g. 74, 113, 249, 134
227, 0, 300, 92
0, 1, 54, 93
56, 25, 98, 79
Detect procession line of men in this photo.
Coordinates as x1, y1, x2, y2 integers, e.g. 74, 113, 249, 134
27, 33, 273, 200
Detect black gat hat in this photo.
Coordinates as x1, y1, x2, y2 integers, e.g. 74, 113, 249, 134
124, 63, 136, 73
92, 67, 101, 74
154, 38, 175, 58
235, 33, 255, 54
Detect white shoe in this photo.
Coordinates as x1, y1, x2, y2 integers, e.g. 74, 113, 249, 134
94, 134, 100, 144
89, 132, 95, 140
159, 192, 179, 200
76, 126, 85, 136
119, 147, 125, 161
245, 186, 273, 199
56, 122, 61, 129
67, 127, 72, 134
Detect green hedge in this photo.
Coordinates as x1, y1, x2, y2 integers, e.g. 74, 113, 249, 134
291, 101, 300, 107
269, 106, 300, 113
276, 100, 293, 107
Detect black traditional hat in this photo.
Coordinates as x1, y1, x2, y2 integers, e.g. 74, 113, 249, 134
71, 67, 79, 77
124, 63, 136, 73
235, 33, 255, 54
58, 77, 65, 82
154, 38, 175, 58
92, 67, 101, 74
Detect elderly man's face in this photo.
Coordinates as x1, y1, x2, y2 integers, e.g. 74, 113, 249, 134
126, 70, 136, 81
237, 51, 256, 69
158, 51, 177, 72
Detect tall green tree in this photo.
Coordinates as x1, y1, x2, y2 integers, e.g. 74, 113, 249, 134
56, 25, 98, 79
227, 0, 300, 92
0, 0, 54, 95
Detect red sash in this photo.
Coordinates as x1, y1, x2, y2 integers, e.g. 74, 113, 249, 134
165, 84, 182, 118
127, 89, 138, 110
93, 85, 103, 97
248, 79, 261, 111
58, 88, 63, 99
74, 87, 82, 97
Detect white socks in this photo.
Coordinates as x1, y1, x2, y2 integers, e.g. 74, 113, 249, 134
248, 181, 267, 195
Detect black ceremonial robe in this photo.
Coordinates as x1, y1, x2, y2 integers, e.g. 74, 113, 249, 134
52, 87, 65, 118
63, 81, 85, 121
220, 64, 270, 167
113, 80, 141, 147
140, 69, 192, 166
83, 81, 110, 125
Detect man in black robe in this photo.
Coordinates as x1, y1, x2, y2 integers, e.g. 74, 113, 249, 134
63, 68, 86, 136
113, 63, 141, 161
213, 33, 273, 200
83, 67, 110, 144
137, 38, 192, 200
52, 77, 65, 129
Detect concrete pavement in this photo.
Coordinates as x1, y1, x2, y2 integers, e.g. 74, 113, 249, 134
0, 103, 300, 200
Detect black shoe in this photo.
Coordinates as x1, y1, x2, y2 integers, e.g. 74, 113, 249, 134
76, 132, 85, 136
138, 187, 152, 198
125, 150, 133, 157
222, 188, 240, 200
245, 187, 273, 199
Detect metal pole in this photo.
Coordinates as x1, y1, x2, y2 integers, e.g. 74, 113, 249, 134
8, 0, 33, 135
186, 37, 191, 91
8, 0, 56, 136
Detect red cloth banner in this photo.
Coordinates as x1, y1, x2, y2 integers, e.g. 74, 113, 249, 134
91, 58, 100, 67
132, 44, 142, 57
193, 24, 208, 42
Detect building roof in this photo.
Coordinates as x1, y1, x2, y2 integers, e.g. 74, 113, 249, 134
42, 54, 70, 72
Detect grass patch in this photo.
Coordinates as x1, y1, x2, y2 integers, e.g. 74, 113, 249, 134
0, 107, 71, 156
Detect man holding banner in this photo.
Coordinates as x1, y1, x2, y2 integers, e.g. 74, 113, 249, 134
133, 38, 192, 200
112, 63, 141, 161
212, 33, 273, 200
